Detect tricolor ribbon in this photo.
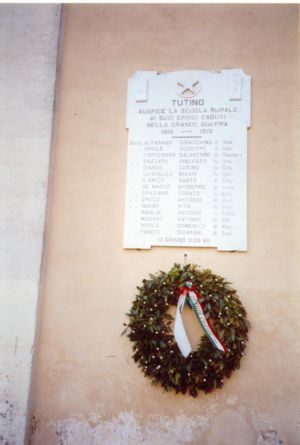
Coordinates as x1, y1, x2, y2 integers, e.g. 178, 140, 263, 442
173, 282, 226, 357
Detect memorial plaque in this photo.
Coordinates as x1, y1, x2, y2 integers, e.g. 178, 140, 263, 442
123, 69, 251, 251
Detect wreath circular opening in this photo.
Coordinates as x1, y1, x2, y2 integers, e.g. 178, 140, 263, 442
124, 263, 250, 397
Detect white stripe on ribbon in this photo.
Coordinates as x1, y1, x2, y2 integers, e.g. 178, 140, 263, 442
173, 293, 192, 357
173, 287, 226, 357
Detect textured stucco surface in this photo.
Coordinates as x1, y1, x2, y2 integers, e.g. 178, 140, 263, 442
29, 4, 299, 445
0, 5, 61, 445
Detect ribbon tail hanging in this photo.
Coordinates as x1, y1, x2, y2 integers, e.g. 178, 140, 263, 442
173, 284, 226, 357
188, 291, 226, 353
173, 293, 192, 358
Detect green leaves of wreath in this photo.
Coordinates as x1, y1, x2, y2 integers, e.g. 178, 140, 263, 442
122, 263, 250, 397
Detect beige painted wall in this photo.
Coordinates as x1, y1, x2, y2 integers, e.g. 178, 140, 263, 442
29, 5, 300, 445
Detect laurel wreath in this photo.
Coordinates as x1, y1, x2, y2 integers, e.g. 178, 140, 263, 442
123, 263, 250, 397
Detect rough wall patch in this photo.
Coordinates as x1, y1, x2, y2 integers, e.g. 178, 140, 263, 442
51, 411, 210, 445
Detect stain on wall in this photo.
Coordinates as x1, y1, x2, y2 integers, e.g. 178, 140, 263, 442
28, 406, 285, 445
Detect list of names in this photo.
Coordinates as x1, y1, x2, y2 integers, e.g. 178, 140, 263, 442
123, 69, 251, 250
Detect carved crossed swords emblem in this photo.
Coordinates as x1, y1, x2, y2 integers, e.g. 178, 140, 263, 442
175, 75, 202, 98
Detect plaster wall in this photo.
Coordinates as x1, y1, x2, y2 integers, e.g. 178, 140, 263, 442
29, 5, 300, 445
0, 5, 61, 444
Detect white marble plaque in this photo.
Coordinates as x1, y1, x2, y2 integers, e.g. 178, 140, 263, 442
123, 69, 251, 251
